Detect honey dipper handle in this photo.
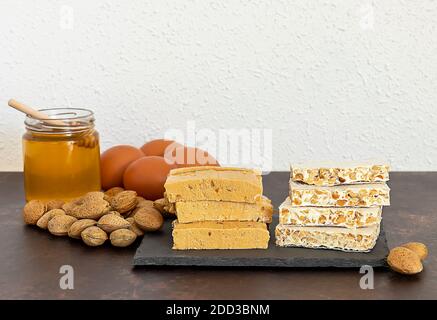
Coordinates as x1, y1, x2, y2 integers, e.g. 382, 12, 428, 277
8, 99, 65, 126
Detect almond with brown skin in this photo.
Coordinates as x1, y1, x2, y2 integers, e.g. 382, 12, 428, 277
153, 198, 166, 213
45, 200, 65, 211
81, 226, 108, 246
154, 198, 175, 218
68, 219, 97, 239
48, 215, 77, 236
401, 242, 428, 261
104, 187, 125, 201
97, 213, 130, 233
387, 247, 423, 275
23, 200, 47, 225
136, 196, 154, 209
36, 209, 65, 230
110, 229, 137, 247
126, 217, 144, 236
63, 192, 110, 219
134, 207, 164, 232
110, 191, 138, 214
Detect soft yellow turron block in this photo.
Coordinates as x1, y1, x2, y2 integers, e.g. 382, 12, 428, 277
164, 166, 263, 203
172, 220, 270, 250
168, 196, 273, 224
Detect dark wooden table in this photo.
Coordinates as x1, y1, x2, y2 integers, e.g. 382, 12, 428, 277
0, 172, 436, 299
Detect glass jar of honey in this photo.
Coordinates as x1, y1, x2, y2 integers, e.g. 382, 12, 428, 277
23, 108, 101, 202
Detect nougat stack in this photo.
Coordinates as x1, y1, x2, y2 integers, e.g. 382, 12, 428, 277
276, 161, 390, 252
165, 166, 272, 250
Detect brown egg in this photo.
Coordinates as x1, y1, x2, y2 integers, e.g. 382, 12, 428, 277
140, 139, 182, 157
123, 156, 177, 200
164, 146, 219, 168
100, 145, 144, 190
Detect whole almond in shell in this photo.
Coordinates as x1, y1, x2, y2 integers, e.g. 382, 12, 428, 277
387, 247, 423, 275
136, 196, 154, 209
46, 199, 65, 211
110, 229, 137, 247
23, 200, 47, 225
104, 187, 124, 201
97, 213, 130, 233
63, 192, 110, 219
68, 219, 97, 239
110, 191, 138, 214
81, 226, 108, 246
108, 210, 122, 217
126, 217, 144, 236
48, 215, 77, 236
154, 198, 175, 218
401, 242, 428, 261
153, 198, 166, 213
36, 209, 65, 230
134, 207, 164, 232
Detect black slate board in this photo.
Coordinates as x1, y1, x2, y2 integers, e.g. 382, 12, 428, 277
133, 216, 389, 268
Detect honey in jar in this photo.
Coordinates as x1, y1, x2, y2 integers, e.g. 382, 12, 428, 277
23, 108, 101, 202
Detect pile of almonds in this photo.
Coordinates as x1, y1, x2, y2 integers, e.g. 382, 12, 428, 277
387, 242, 428, 275
23, 187, 173, 247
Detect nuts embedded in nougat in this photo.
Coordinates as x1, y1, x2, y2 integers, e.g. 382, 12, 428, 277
36, 209, 66, 230
68, 219, 97, 239
401, 242, 428, 261
81, 226, 108, 246
387, 247, 423, 275
134, 207, 164, 232
48, 215, 78, 236
97, 213, 130, 233
110, 191, 138, 214
63, 192, 110, 220
110, 229, 137, 247
23, 200, 47, 225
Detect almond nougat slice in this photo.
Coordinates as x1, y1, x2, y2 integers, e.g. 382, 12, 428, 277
279, 197, 382, 228
291, 161, 390, 186
275, 224, 380, 252
289, 181, 390, 207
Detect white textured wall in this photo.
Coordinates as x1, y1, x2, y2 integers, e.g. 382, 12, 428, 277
1, 0, 437, 171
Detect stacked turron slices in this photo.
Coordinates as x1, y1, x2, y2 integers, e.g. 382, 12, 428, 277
164, 166, 273, 250
275, 161, 390, 252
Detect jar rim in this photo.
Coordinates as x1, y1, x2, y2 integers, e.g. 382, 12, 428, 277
24, 108, 95, 134
26, 108, 94, 121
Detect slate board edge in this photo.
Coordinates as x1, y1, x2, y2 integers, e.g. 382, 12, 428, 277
133, 221, 389, 268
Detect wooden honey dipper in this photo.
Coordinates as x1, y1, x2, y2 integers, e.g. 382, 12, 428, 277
8, 99, 98, 148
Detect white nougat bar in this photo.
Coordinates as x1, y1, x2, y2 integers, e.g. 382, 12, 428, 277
289, 181, 390, 207
279, 197, 382, 228
275, 224, 380, 252
291, 161, 390, 186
